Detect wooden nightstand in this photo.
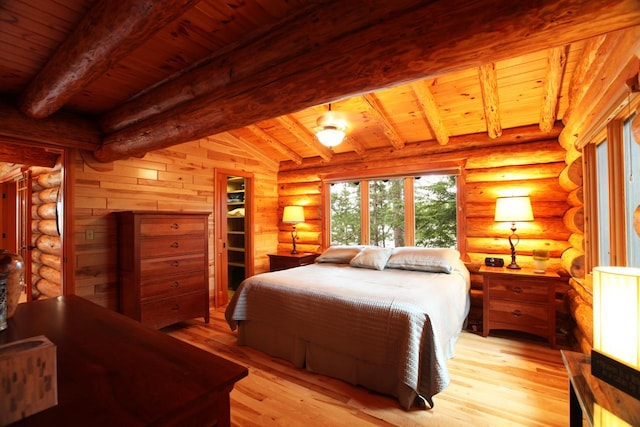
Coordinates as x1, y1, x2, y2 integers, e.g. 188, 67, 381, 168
480, 265, 559, 347
268, 252, 318, 272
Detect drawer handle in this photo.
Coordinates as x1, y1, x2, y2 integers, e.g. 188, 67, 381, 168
512, 286, 522, 294
170, 223, 180, 230
170, 242, 179, 248
170, 281, 179, 289
171, 261, 180, 267
171, 304, 180, 311
512, 309, 522, 317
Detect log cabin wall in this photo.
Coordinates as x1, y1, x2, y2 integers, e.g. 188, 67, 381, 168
277, 136, 575, 343
72, 136, 279, 310
30, 162, 63, 300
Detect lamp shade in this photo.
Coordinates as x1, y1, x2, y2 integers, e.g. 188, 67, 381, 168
315, 127, 345, 147
494, 196, 534, 222
593, 266, 640, 370
282, 206, 305, 224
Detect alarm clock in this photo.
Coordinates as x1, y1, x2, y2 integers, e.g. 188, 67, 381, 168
484, 257, 505, 267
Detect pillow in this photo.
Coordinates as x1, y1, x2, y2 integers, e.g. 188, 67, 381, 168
385, 247, 460, 274
315, 245, 363, 264
349, 246, 393, 270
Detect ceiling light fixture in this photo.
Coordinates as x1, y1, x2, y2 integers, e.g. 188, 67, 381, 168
314, 104, 347, 147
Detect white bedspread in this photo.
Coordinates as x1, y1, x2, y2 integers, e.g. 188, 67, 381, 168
225, 262, 470, 409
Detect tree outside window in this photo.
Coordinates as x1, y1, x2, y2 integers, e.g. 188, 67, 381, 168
330, 175, 457, 248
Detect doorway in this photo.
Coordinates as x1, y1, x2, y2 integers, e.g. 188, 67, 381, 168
214, 169, 253, 307
0, 142, 67, 301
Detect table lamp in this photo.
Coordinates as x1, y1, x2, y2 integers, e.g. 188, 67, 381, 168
592, 266, 640, 399
283, 206, 305, 254
494, 196, 534, 269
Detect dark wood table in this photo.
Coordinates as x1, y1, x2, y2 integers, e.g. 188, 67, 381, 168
561, 350, 640, 427
0, 295, 247, 426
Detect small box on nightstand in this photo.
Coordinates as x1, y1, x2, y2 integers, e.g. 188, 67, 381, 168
0, 335, 58, 425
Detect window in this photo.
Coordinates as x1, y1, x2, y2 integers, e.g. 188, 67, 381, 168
328, 174, 457, 248
587, 112, 640, 269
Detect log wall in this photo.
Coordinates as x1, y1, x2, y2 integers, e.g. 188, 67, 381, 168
30, 162, 63, 299
277, 137, 575, 344
72, 135, 279, 310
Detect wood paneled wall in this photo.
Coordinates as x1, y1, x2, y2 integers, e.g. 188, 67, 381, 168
72, 135, 279, 310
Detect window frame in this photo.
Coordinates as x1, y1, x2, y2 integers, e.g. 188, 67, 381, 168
584, 107, 639, 270
321, 161, 463, 250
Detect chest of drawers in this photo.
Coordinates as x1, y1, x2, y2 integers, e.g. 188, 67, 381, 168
480, 266, 558, 347
117, 211, 210, 329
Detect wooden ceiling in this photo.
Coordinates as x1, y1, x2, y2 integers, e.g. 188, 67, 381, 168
1, 0, 640, 166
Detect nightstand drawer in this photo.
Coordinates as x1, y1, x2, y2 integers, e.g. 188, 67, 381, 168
486, 279, 548, 303
488, 300, 549, 329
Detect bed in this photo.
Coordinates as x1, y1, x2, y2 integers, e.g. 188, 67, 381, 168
225, 246, 471, 409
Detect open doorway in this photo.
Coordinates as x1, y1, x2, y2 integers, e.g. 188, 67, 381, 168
214, 169, 253, 307
0, 141, 67, 302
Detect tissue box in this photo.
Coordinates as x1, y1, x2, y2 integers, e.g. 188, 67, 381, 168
0, 335, 58, 426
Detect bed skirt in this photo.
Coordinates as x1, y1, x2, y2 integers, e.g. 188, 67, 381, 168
237, 319, 432, 409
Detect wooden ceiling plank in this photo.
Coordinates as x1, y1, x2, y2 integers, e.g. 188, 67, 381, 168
94, 0, 640, 162
17, 0, 199, 119
361, 93, 405, 150
477, 62, 502, 139
276, 116, 333, 162
539, 46, 569, 132
247, 125, 304, 165
412, 80, 449, 145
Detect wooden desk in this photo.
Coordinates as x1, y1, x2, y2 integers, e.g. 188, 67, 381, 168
0, 296, 247, 426
561, 350, 640, 427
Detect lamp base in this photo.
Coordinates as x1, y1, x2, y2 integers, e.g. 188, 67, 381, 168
506, 262, 521, 270
591, 349, 640, 400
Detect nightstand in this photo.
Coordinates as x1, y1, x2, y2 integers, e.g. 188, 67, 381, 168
268, 252, 318, 272
480, 265, 558, 347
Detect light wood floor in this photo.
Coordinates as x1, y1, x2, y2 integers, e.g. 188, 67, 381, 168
165, 306, 571, 427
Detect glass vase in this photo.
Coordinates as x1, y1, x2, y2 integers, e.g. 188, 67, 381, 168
0, 249, 24, 330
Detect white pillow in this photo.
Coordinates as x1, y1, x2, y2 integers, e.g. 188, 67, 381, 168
385, 247, 460, 274
315, 245, 363, 264
349, 246, 393, 270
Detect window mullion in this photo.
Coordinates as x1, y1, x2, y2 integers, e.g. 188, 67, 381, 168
607, 120, 627, 266
361, 181, 370, 245
404, 178, 415, 246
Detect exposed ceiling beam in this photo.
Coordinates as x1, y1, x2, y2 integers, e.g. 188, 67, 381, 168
412, 80, 449, 145
276, 116, 333, 162
343, 136, 367, 157
539, 46, 568, 132
564, 34, 608, 126
361, 94, 405, 150
477, 62, 502, 139
246, 125, 303, 165
560, 26, 640, 149
18, 0, 198, 119
210, 133, 279, 171
93, 0, 640, 162
0, 101, 100, 150
279, 122, 564, 173
563, 31, 622, 128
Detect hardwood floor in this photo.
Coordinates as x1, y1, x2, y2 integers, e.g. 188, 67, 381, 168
165, 306, 571, 427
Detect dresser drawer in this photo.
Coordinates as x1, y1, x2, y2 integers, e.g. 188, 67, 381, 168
140, 273, 204, 301
140, 291, 207, 329
140, 235, 205, 257
140, 217, 206, 237
140, 253, 205, 277
486, 278, 549, 303
488, 299, 549, 329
